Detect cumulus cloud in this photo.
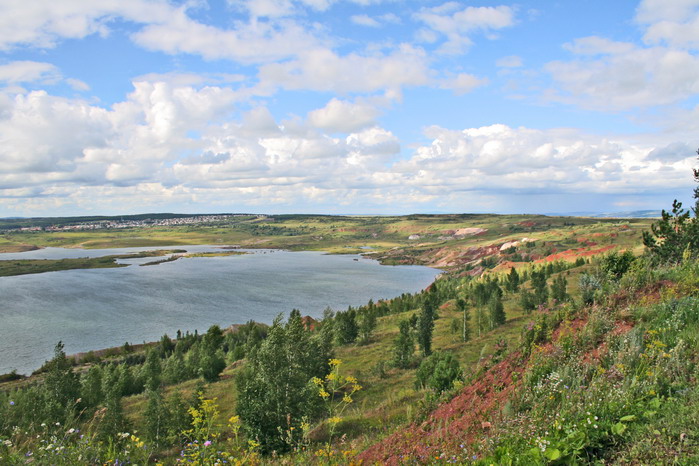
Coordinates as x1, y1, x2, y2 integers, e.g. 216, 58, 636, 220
414, 3, 515, 54
394, 124, 694, 198
439, 73, 488, 95
496, 55, 522, 68
0, 0, 174, 50
545, 39, 699, 110
307, 98, 380, 132
131, 13, 321, 64
2, 79, 692, 214
637, 0, 699, 48
258, 45, 430, 93
351, 14, 380, 27
0, 61, 61, 84
543, 3, 699, 111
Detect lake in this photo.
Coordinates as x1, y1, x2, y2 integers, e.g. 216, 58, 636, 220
0, 246, 440, 375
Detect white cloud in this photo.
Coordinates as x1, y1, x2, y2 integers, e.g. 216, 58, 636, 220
0, 1, 322, 66
543, 3, 699, 112
0, 0, 174, 50
496, 55, 522, 68
307, 98, 380, 132
0, 61, 60, 84
394, 124, 694, 198
258, 45, 430, 93
132, 13, 321, 64
414, 4, 515, 54
637, 0, 699, 48
66, 78, 90, 91
0, 85, 694, 213
351, 14, 380, 27
439, 73, 488, 95
546, 39, 699, 110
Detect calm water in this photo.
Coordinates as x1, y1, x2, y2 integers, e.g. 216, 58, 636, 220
0, 246, 439, 375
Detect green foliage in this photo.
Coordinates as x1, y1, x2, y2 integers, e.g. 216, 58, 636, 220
357, 307, 378, 345
550, 274, 568, 304
392, 319, 415, 369
415, 351, 463, 394
235, 311, 331, 453
644, 150, 699, 264
457, 298, 471, 342
601, 250, 636, 280
529, 269, 548, 308
506, 267, 520, 293
488, 294, 506, 329
43, 342, 80, 425
417, 303, 436, 356
334, 308, 359, 345
579, 273, 601, 305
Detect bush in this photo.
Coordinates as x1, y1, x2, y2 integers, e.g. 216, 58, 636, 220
415, 351, 463, 394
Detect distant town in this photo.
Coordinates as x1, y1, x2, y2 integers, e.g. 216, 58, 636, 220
10, 214, 263, 232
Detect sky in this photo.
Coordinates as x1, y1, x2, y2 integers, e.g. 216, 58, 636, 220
1, 0, 699, 217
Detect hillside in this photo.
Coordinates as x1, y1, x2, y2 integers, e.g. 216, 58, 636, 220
1, 212, 697, 465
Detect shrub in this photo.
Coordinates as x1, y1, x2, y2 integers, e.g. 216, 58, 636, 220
415, 351, 463, 394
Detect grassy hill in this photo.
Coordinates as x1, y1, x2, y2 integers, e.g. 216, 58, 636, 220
2, 213, 697, 464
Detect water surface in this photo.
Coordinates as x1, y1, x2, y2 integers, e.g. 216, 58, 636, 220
0, 246, 439, 374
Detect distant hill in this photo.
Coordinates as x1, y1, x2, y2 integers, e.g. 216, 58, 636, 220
549, 210, 662, 218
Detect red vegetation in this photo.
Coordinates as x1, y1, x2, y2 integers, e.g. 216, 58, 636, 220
358, 353, 523, 465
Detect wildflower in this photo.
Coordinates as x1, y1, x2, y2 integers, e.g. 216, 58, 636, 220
9, 401, 14, 406
328, 416, 342, 425
204, 440, 212, 447
330, 358, 342, 367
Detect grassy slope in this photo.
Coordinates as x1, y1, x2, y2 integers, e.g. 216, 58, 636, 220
359, 263, 699, 464
0, 213, 667, 464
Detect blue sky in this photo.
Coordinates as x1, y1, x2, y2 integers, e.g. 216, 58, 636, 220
1, 0, 698, 217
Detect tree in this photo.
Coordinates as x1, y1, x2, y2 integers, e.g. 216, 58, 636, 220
488, 294, 506, 329
417, 302, 435, 356
98, 382, 129, 440
334, 309, 359, 345
80, 365, 104, 412
143, 349, 162, 392
357, 308, 377, 344
236, 312, 330, 453
43, 341, 80, 423
415, 351, 463, 394
550, 274, 568, 304
643, 149, 699, 263
506, 267, 520, 293
530, 269, 548, 307
601, 250, 635, 280
392, 319, 415, 369
456, 298, 471, 342
143, 388, 170, 446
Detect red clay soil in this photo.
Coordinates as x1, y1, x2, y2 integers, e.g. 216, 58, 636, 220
358, 353, 522, 465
